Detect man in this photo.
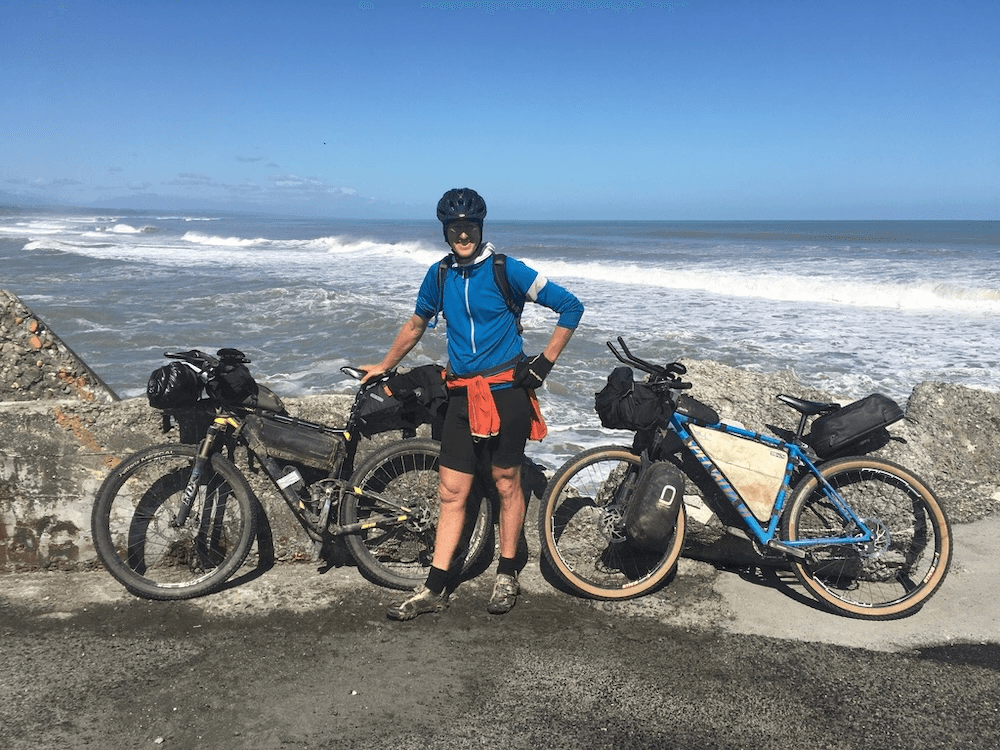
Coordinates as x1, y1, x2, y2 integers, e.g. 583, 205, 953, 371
362, 188, 584, 619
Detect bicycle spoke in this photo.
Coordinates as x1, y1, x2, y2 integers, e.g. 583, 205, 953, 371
785, 458, 950, 619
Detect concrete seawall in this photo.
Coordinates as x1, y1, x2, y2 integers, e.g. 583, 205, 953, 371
1, 289, 119, 404
2, 289, 999, 572
0, 392, 399, 570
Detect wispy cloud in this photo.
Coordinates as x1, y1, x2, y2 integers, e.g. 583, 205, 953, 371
164, 173, 217, 187
272, 174, 357, 196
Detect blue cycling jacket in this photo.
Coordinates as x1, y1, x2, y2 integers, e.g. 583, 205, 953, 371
414, 242, 584, 380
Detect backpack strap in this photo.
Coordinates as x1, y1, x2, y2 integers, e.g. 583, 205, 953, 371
429, 255, 450, 329
435, 252, 524, 334
492, 253, 524, 334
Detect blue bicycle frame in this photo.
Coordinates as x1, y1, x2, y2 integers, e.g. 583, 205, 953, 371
668, 410, 875, 557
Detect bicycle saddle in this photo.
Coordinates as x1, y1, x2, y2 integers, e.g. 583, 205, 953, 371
776, 394, 841, 416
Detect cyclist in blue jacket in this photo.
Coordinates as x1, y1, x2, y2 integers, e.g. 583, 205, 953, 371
363, 188, 584, 619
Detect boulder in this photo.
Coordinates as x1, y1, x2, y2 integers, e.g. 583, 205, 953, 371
0, 290, 118, 404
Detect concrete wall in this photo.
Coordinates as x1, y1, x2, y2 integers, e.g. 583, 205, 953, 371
0, 394, 407, 570
1, 289, 118, 404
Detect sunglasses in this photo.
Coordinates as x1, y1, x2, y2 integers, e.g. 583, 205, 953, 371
446, 222, 481, 245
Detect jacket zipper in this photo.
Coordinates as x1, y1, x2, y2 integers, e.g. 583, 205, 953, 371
463, 271, 476, 354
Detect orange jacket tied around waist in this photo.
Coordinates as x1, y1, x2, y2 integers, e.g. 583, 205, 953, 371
446, 369, 548, 441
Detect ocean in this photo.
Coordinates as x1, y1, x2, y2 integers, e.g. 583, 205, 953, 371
2, 208, 997, 469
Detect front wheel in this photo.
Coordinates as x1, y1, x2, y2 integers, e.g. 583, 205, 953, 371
538, 445, 686, 600
91, 444, 258, 600
341, 438, 495, 590
782, 456, 952, 620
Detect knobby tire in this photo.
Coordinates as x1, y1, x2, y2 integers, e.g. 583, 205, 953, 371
91, 444, 258, 600
341, 438, 495, 590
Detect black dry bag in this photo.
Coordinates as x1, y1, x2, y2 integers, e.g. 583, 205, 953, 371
147, 362, 201, 409
624, 456, 685, 551
594, 367, 670, 431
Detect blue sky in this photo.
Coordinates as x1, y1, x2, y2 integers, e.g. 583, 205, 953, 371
1, 0, 997, 219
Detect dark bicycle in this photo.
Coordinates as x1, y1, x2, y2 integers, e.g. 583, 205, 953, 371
91, 348, 493, 600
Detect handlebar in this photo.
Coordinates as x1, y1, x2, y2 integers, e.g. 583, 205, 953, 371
607, 337, 691, 390
164, 348, 251, 381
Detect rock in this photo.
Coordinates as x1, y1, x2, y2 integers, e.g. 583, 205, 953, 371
0, 290, 118, 404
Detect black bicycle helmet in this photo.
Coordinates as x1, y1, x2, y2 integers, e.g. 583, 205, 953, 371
436, 188, 487, 225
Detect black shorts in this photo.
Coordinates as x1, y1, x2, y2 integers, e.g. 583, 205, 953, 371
439, 386, 531, 475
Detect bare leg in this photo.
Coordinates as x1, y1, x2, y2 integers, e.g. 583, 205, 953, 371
431, 465, 475, 571
492, 463, 525, 560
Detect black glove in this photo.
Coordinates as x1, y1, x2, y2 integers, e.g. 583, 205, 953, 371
512, 354, 553, 390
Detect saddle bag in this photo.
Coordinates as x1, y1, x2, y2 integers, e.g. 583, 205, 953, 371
353, 364, 447, 437
624, 456, 684, 550
806, 393, 904, 458
354, 385, 408, 437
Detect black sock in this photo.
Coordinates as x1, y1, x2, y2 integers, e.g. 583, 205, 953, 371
497, 556, 517, 578
425, 565, 449, 595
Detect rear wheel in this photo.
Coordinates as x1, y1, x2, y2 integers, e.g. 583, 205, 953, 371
341, 438, 494, 590
538, 446, 686, 600
782, 456, 951, 619
91, 444, 257, 600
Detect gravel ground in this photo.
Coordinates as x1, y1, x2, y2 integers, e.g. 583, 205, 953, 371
4, 516, 1000, 749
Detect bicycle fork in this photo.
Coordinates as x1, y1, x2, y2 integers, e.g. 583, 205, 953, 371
172, 418, 234, 528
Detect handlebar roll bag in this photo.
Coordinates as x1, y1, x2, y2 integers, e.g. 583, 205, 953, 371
147, 362, 201, 409
206, 361, 258, 405
594, 367, 672, 431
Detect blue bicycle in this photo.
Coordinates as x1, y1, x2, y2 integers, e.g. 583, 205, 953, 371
539, 338, 952, 619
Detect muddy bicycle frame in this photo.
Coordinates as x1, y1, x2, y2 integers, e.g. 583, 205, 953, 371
165, 351, 431, 550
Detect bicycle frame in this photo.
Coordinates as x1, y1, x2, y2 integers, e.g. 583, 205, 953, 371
175, 411, 427, 546
667, 411, 876, 557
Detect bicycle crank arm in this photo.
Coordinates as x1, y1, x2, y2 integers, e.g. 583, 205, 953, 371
764, 539, 808, 560
334, 513, 415, 537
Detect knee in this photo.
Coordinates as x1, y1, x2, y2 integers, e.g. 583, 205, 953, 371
439, 470, 473, 508
492, 465, 522, 501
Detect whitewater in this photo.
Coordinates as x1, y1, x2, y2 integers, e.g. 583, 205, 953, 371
1, 209, 997, 469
